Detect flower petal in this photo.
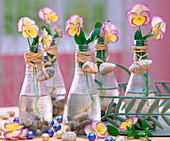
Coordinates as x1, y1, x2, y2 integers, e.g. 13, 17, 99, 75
96, 122, 107, 135
84, 124, 95, 135
99, 23, 105, 37
18, 128, 29, 139
154, 30, 164, 40
131, 116, 139, 124
151, 16, 163, 28
91, 121, 98, 132
96, 131, 109, 138
4, 122, 23, 131
18, 17, 24, 32
4, 130, 23, 139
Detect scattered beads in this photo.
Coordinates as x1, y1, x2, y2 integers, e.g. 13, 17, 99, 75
41, 133, 50, 141
46, 129, 54, 137
13, 117, 19, 123
56, 115, 63, 123
53, 123, 61, 132
27, 131, 34, 139
56, 130, 64, 139
87, 132, 96, 141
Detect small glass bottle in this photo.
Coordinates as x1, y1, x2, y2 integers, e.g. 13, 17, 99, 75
67, 45, 101, 135
125, 40, 158, 130
19, 45, 52, 136
94, 39, 119, 116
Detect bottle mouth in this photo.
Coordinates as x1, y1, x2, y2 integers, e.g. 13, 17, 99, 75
133, 40, 148, 46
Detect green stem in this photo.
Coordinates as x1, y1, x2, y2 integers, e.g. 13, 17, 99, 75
49, 61, 56, 94
27, 38, 30, 46
83, 72, 94, 103
33, 67, 42, 120
148, 29, 152, 35
139, 26, 142, 34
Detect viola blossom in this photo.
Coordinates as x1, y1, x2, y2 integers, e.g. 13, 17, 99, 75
38, 7, 59, 24
99, 22, 119, 43
52, 25, 65, 38
1, 122, 28, 139
84, 121, 109, 138
39, 28, 52, 48
126, 3, 150, 27
18, 17, 39, 39
151, 16, 166, 40
119, 116, 138, 131
65, 14, 84, 37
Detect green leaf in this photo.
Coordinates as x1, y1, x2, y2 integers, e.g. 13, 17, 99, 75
141, 119, 147, 130
41, 25, 52, 35
74, 29, 87, 45
54, 33, 59, 38
87, 28, 99, 44
106, 117, 119, 127
143, 34, 154, 40
31, 36, 39, 46
162, 83, 170, 94
134, 30, 142, 40
106, 20, 110, 22
107, 125, 120, 137
94, 79, 102, 87
95, 22, 102, 29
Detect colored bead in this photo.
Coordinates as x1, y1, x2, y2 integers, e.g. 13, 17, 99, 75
53, 123, 61, 132
104, 136, 114, 141
46, 129, 54, 137
27, 131, 34, 139
41, 133, 50, 141
87, 132, 96, 141
51, 120, 54, 126
56, 115, 63, 123
13, 117, 19, 123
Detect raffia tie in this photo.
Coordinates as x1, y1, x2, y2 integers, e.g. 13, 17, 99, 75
24, 52, 50, 80
43, 45, 59, 67
132, 46, 149, 74
75, 50, 91, 63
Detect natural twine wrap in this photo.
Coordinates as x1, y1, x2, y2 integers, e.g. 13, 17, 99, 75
132, 46, 149, 74
75, 49, 97, 74
93, 44, 115, 74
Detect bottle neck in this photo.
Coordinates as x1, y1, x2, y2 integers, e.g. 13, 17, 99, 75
133, 40, 148, 62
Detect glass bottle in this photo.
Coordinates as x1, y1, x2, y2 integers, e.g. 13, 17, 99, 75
67, 45, 101, 135
94, 39, 119, 116
45, 58, 66, 117
125, 40, 158, 130
19, 45, 52, 136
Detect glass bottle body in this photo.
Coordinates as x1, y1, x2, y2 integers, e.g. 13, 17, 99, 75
125, 40, 158, 130
67, 46, 101, 135
94, 45, 119, 114
19, 47, 52, 136
45, 60, 66, 117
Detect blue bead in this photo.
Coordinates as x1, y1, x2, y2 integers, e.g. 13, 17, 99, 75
51, 120, 54, 126
56, 115, 63, 123
87, 132, 96, 141
27, 131, 34, 139
13, 117, 19, 123
53, 123, 61, 132
104, 136, 114, 141
46, 129, 54, 137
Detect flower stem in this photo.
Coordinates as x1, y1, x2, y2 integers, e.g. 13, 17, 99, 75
33, 67, 43, 120
27, 38, 30, 46
50, 61, 56, 94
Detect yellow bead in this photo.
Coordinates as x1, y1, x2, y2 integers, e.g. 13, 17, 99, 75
41, 133, 50, 141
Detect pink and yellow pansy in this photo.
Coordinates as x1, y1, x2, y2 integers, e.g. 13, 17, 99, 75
39, 28, 52, 48
38, 7, 59, 24
1, 122, 28, 139
18, 17, 39, 39
65, 14, 84, 37
99, 22, 119, 43
151, 16, 166, 40
84, 121, 109, 138
119, 116, 138, 131
52, 25, 65, 38
126, 3, 150, 27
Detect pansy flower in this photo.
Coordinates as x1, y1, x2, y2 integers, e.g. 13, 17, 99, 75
119, 116, 138, 131
126, 3, 150, 27
18, 17, 39, 39
84, 121, 109, 138
1, 122, 28, 139
65, 14, 84, 36
39, 28, 52, 48
38, 7, 59, 24
151, 16, 166, 40
52, 25, 64, 38
99, 22, 119, 43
